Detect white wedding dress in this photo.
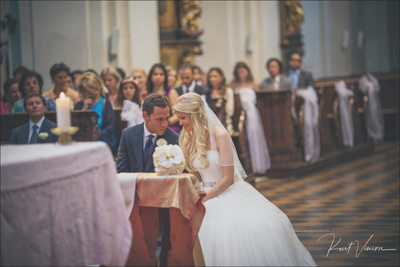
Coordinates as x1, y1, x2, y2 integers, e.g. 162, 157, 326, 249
193, 129, 316, 266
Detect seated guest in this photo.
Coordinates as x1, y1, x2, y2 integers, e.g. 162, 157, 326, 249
166, 65, 178, 90
192, 65, 205, 87
166, 66, 181, 133
116, 67, 126, 79
43, 63, 81, 105
10, 93, 57, 144
66, 72, 74, 91
0, 94, 6, 113
229, 61, 259, 91
13, 71, 56, 113
285, 51, 314, 89
75, 72, 118, 155
176, 64, 204, 96
117, 77, 144, 128
229, 62, 271, 174
145, 63, 180, 133
85, 68, 98, 76
71, 70, 83, 90
205, 67, 234, 134
12, 65, 29, 81
259, 58, 292, 91
132, 67, 148, 101
100, 66, 122, 108
2, 78, 21, 113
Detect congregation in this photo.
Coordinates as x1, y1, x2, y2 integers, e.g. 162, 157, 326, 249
1, 52, 313, 174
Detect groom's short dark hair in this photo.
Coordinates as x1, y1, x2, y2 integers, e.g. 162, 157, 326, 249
142, 93, 170, 116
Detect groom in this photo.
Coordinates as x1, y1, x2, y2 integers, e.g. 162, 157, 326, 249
117, 93, 179, 173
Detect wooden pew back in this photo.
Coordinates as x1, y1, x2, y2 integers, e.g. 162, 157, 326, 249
1, 111, 99, 143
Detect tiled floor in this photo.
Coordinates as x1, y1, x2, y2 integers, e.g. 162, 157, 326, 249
256, 142, 399, 266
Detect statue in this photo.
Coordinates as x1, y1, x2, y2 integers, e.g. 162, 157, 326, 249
284, 0, 304, 35
179, 0, 203, 37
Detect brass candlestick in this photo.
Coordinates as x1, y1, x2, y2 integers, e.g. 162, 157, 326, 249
51, 126, 79, 145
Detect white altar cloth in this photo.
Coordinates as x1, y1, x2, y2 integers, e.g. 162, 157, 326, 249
1, 142, 132, 266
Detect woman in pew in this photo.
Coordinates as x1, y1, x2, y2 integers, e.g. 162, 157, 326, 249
229, 62, 270, 174
116, 76, 144, 128
145, 63, 180, 133
2, 78, 21, 113
75, 72, 118, 156
205, 67, 234, 134
166, 65, 178, 90
43, 63, 81, 106
132, 67, 148, 101
100, 66, 122, 109
13, 71, 56, 113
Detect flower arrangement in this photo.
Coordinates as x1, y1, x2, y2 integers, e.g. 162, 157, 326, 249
153, 138, 185, 175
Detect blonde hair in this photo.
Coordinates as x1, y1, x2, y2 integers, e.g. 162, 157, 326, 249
131, 67, 147, 77
166, 65, 178, 89
173, 93, 209, 172
77, 72, 104, 99
100, 66, 122, 91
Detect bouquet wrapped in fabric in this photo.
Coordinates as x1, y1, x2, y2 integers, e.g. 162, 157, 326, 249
153, 138, 185, 175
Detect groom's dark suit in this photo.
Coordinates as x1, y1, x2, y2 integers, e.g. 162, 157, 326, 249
117, 123, 179, 173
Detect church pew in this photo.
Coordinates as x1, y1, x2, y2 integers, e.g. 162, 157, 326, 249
256, 90, 302, 173
232, 93, 252, 175
315, 73, 399, 142
0, 111, 99, 143
256, 87, 372, 177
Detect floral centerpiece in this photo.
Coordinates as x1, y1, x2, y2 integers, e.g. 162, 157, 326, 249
153, 138, 185, 175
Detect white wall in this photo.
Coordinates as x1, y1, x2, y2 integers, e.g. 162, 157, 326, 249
196, 1, 281, 84
128, 1, 160, 74
195, 1, 231, 81
362, 1, 390, 73
0, 0, 9, 93
259, 1, 281, 81
18, 1, 160, 91
301, 0, 393, 79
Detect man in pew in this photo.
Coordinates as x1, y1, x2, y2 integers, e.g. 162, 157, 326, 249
10, 93, 57, 144
176, 64, 205, 96
259, 58, 292, 91
285, 52, 315, 89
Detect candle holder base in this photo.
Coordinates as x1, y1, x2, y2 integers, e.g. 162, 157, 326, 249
51, 126, 79, 145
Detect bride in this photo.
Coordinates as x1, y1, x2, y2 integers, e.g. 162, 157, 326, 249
173, 93, 316, 266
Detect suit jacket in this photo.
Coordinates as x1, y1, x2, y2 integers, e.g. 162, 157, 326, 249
10, 117, 58, 144
259, 75, 293, 91
116, 123, 179, 173
285, 69, 315, 89
176, 82, 205, 96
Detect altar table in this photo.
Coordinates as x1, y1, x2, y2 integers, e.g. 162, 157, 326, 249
0, 142, 132, 266
118, 172, 205, 266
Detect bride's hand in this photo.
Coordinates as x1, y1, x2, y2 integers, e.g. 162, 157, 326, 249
201, 192, 210, 203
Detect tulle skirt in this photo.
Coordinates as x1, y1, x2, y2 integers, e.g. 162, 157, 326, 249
198, 180, 316, 266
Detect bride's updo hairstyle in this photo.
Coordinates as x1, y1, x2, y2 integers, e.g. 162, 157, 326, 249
174, 93, 209, 172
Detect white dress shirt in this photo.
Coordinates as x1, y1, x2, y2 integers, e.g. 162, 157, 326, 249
143, 123, 157, 150
182, 81, 196, 94
273, 75, 281, 90
29, 116, 45, 142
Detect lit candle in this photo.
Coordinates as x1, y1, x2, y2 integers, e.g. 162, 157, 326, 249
56, 92, 71, 131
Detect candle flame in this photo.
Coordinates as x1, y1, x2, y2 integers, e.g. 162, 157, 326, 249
60, 92, 65, 100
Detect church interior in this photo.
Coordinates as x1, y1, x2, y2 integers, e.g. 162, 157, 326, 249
0, 1, 399, 266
